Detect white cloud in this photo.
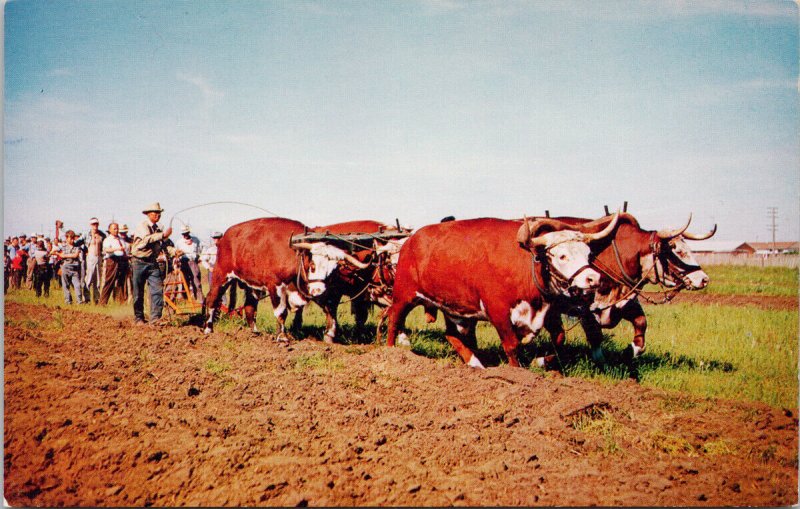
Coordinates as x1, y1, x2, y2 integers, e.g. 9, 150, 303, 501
176, 72, 224, 104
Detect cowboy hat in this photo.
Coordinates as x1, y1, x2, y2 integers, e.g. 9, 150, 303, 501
211, 231, 223, 239
142, 202, 164, 214
181, 225, 191, 234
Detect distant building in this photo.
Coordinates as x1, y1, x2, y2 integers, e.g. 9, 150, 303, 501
733, 242, 799, 255
686, 241, 799, 255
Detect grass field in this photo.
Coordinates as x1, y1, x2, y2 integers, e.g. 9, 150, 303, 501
4, 265, 798, 409
701, 265, 798, 297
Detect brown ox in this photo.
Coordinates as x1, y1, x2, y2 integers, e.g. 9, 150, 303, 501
203, 217, 310, 335
383, 215, 619, 368
293, 220, 410, 342
540, 212, 716, 365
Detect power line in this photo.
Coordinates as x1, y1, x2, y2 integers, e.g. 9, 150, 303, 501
767, 207, 778, 252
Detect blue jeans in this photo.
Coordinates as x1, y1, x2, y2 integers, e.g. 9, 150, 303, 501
132, 259, 164, 322
61, 264, 84, 304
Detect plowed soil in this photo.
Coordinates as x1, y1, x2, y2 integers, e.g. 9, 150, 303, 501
650, 292, 798, 311
4, 302, 798, 507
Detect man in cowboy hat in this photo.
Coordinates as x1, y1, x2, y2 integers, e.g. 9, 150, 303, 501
174, 224, 203, 303
130, 202, 179, 324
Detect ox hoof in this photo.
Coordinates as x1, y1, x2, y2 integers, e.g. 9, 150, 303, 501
467, 355, 486, 369
203, 327, 212, 335
276, 332, 292, 343
397, 334, 411, 347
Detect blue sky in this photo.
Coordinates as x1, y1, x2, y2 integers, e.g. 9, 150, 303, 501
4, 0, 798, 243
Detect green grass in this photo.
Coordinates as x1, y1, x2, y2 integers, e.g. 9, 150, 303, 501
290, 352, 345, 373
696, 266, 797, 297
5, 285, 137, 320
608, 304, 797, 408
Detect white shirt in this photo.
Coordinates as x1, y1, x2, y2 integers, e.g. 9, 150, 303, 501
102, 235, 129, 259
175, 235, 202, 261
200, 244, 218, 270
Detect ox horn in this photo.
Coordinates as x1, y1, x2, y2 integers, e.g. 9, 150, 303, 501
342, 252, 370, 270
516, 215, 531, 245
292, 242, 314, 250
682, 223, 717, 241
583, 210, 620, 242
656, 213, 692, 240
527, 218, 567, 247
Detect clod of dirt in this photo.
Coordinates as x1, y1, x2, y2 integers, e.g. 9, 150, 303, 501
146, 451, 166, 463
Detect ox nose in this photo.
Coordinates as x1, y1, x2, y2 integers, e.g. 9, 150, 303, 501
308, 282, 326, 297
581, 269, 601, 289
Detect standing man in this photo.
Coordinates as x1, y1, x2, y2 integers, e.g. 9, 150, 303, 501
174, 225, 203, 303
99, 222, 129, 306
25, 233, 37, 289
56, 230, 85, 305
84, 217, 105, 304
130, 202, 177, 325
200, 231, 222, 294
7, 236, 18, 261
118, 224, 133, 302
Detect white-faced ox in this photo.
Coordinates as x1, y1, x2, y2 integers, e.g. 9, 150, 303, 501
541, 212, 716, 366
382, 214, 619, 368
291, 220, 411, 343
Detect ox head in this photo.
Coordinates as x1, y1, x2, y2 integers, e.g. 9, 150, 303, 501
292, 242, 370, 297
374, 236, 408, 267
649, 214, 716, 290
516, 213, 620, 294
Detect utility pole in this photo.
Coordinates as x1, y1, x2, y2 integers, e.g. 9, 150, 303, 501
767, 207, 778, 253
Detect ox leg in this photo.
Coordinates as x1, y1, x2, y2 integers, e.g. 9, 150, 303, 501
227, 282, 238, 315
203, 272, 230, 334
351, 294, 371, 331
496, 323, 522, 368
536, 309, 567, 370
384, 299, 414, 347
485, 303, 524, 368
320, 295, 340, 344
289, 308, 304, 335
243, 290, 260, 333
581, 313, 606, 364
621, 298, 647, 359
423, 304, 438, 324
269, 290, 289, 337
443, 316, 484, 368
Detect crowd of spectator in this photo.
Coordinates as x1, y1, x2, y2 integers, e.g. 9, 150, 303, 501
4, 202, 223, 325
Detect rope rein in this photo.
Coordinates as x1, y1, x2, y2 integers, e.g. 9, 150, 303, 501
168, 201, 280, 230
